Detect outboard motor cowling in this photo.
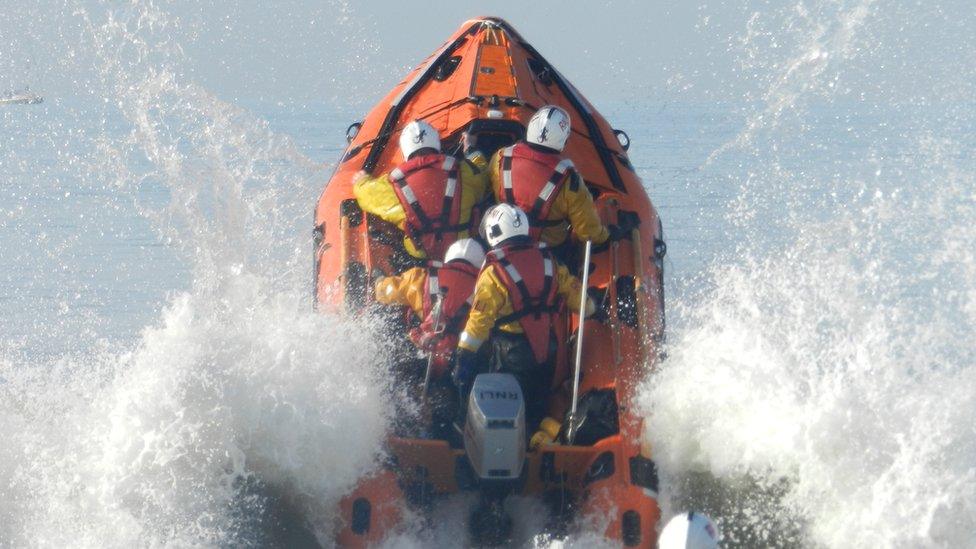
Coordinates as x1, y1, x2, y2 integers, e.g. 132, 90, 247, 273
463, 373, 526, 481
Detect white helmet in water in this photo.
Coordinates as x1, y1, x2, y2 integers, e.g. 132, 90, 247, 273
399, 120, 441, 159
480, 203, 529, 247
526, 105, 571, 152
658, 512, 720, 549
444, 238, 486, 267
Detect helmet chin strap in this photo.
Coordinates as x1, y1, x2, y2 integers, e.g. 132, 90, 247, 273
407, 147, 439, 160
494, 234, 532, 249
526, 142, 559, 154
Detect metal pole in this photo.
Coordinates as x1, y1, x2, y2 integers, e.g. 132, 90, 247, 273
421, 294, 444, 400
566, 240, 593, 444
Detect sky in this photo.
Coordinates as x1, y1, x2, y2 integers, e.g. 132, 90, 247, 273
2, 1, 973, 110
165, 0, 731, 104
1, 0, 756, 107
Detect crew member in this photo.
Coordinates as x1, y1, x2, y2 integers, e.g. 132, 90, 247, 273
374, 238, 486, 378
354, 120, 489, 260
453, 204, 595, 447
487, 105, 628, 250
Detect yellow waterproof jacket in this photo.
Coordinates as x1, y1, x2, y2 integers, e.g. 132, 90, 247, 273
354, 152, 490, 258
487, 148, 609, 247
374, 266, 427, 318
458, 261, 594, 352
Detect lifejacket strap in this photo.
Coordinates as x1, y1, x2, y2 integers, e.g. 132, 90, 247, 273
495, 305, 558, 326
501, 146, 516, 203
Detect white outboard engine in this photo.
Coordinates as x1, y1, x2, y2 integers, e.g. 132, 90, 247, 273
463, 373, 526, 482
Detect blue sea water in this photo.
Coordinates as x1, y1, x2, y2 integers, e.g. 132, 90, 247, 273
2, 1, 976, 547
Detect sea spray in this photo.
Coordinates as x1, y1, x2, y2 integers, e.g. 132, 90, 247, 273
1, 290, 391, 546
1, 1, 394, 546
641, 1, 976, 547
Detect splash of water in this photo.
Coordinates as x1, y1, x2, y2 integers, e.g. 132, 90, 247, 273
1, 1, 393, 546
643, 1, 976, 547
708, 0, 877, 163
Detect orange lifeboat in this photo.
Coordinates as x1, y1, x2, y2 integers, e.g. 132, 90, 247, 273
314, 17, 667, 547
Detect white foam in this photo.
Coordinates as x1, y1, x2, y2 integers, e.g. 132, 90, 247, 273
642, 1, 976, 545
0, 2, 393, 545
1, 287, 391, 546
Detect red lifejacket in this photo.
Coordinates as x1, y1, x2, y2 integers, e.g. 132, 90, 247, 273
390, 154, 464, 259
418, 260, 480, 338
485, 242, 562, 364
498, 143, 576, 239
411, 260, 479, 378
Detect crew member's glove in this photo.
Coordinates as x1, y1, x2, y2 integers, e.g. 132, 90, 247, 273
529, 417, 563, 450
410, 329, 456, 354
410, 329, 456, 378
452, 349, 478, 388
409, 327, 432, 350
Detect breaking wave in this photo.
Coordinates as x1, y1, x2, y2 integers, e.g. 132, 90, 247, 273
1, 1, 391, 546
641, 1, 976, 547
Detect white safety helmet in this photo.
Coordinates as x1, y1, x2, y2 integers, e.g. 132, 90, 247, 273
480, 203, 530, 248
526, 105, 571, 152
658, 512, 720, 549
399, 120, 441, 159
444, 238, 486, 267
